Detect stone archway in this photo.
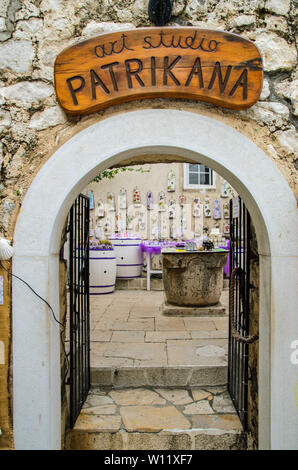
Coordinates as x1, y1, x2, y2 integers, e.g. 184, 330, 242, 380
12, 109, 298, 450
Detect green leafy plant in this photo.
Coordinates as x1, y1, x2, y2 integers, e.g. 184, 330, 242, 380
92, 166, 151, 183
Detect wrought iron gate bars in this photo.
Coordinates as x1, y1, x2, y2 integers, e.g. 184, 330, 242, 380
69, 194, 90, 428
228, 197, 251, 430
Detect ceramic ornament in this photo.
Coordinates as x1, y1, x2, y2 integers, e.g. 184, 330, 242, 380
96, 200, 105, 218
223, 203, 230, 219
194, 219, 202, 237
119, 188, 127, 209
221, 180, 229, 198
86, 190, 95, 210
147, 191, 154, 210
167, 170, 176, 192
95, 225, 102, 239
103, 216, 112, 235
204, 197, 211, 217
107, 192, 116, 211
118, 209, 127, 232
179, 194, 186, 207
213, 199, 221, 220
168, 199, 176, 219
192, 196, 201, 217
137, 207, 146, 232
223, 222, 230, 235
160, 212, 168, 239
126, 211, 134, 230
133, 187, 141, 207
0, 239, 14, 260
150, 212, 159, 239
158, 191, 166, 212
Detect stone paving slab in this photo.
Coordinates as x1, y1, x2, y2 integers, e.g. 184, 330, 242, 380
90, 290, 229, 372
66, 386, 246, 450
167, 339, 228, 367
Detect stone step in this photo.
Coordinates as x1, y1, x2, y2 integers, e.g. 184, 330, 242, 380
65, 386, 246, 450
90, 365, 228, 388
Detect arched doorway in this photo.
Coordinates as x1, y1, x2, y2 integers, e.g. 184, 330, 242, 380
12, 109, 298, 449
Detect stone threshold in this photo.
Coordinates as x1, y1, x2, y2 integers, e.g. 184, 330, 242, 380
66, 386, 246, 450
161, 301, 226, 317
90, 365, 227, 388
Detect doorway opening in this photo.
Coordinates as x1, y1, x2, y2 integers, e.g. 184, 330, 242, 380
12, 109, 298, 450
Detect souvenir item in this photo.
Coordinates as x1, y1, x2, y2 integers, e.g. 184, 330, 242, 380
119, 188, 127, 209
168, 199, 176, 219
86, 190, 94, 210
221, 180, 229, 198
160, 212, 168, 238
179, 194, 186, 207
204, 197, 211, 217
194, 219, 202, 237
150, 212, 159, 239
137, 208, 146, 232
193, 196, 201, 217
103, 216, 112, 235
167, 170, 176, 192
147, 191, 154, 210
107, 192, 116, 211
96, 200, 105, 218
133, 187, 141, 206
95, 225, 102, 239
213, 199, 221, 219
223, 223, 230, 234
158, 191, 166, 211
223, 203, 230, 219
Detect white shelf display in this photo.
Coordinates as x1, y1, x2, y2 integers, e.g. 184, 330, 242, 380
109, 236, 144, 279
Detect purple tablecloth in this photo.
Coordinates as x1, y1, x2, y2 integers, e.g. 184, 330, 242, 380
140, 241, 179, 255
219, 240, 230, 277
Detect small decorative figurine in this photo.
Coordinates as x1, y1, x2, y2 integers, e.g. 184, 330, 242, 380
167, 170, 176, 192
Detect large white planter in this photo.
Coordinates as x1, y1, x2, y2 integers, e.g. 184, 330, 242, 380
89, 248, 116, 295
110, 238, 143, 278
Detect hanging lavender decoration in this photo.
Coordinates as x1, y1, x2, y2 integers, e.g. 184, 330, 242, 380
148, 0, 173, 26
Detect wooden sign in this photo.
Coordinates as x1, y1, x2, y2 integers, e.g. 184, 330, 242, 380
54, 27, 263, 115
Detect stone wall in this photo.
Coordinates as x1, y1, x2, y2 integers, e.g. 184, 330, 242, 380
0, 260, 13, 449
0, 0, 297, 449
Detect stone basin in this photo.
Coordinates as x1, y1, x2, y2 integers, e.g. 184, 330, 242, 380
162, 250, 228, 307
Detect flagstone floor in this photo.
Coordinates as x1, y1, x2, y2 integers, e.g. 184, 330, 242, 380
89, 289, 229, 369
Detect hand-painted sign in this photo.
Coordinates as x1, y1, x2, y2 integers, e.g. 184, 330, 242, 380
54, 28, 263, 115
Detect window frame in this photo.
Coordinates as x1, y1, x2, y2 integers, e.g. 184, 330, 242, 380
183, 163, 216, 189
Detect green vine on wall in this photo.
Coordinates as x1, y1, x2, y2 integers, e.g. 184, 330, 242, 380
92, 166, 151, 182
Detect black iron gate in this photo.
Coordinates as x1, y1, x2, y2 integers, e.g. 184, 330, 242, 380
68, 194, 90, 428
228, 196, 253, 430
